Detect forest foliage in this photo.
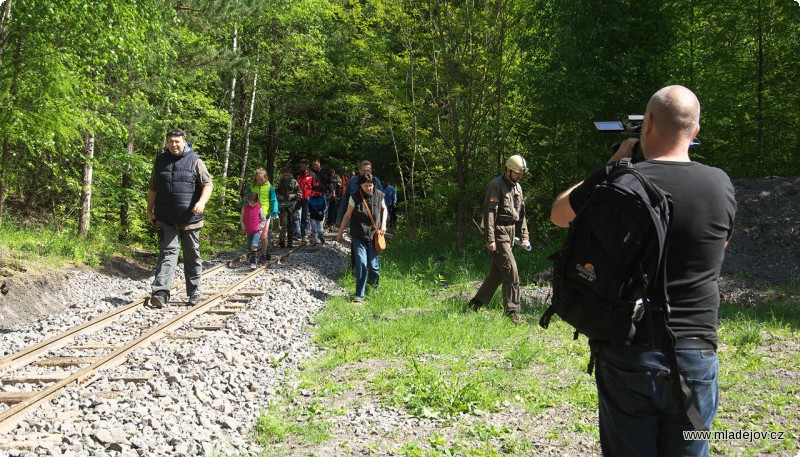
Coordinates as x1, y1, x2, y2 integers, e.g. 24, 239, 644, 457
0, 0, 798, 250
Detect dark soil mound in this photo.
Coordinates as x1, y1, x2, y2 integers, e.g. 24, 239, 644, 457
722, 176, 800, 286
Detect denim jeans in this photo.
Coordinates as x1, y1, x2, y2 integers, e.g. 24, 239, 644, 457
326, 197, 338, 227
152, 223, 202, 298
310, 219, 324, 243
298, 198, 310, 239
352, 236, 380, 298
246, 232, 260, 249
594, 344, 719, 457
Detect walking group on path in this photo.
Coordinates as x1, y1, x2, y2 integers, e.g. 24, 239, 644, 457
145, 133, 397, 307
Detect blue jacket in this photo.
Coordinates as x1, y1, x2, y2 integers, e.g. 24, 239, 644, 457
384, 185, 397, 207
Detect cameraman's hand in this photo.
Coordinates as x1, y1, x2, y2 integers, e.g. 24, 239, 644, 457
609, 138, 639, 163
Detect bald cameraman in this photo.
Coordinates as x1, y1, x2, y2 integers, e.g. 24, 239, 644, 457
551, 86, 736, 456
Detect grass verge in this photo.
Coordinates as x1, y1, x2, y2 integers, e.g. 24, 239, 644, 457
258, 230, 798, 455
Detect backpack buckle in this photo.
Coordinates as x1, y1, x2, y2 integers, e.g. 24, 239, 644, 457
632, 298, 646, 322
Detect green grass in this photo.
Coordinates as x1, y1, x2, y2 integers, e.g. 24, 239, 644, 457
254, 229, 800, 456
0, 216, 243, 268
253, 395, 334, 447
713, 299, 800, 456
254, 232, 601, 455
0, 219, 121, 266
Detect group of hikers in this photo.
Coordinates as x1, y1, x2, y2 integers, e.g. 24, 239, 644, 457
240, 158, 397, 269
145, 133, 398, 309
147, 84, 737, 457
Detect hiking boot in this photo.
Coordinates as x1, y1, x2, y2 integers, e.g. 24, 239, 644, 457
147, 292, 168, 309
279, 240, 286, 248
318, 234, 325, 245
508, 312, 523, 324
288, 240, 294, 248
468, 299, 482, 312
188, 292, 201, 306
260, 253, 270, 263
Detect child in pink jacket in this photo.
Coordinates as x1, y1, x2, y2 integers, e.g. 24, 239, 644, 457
241, 192, 267, 268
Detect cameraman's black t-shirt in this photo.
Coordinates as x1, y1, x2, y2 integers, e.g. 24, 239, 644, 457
569, 160, 737, 347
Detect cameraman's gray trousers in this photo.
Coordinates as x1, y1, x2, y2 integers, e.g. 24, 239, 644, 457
151, 222, 202, 299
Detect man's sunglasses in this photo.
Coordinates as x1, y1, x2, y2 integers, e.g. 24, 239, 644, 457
166, 130, 185, 137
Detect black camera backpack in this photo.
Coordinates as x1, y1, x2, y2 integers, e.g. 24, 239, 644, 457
539, 158, 706, 431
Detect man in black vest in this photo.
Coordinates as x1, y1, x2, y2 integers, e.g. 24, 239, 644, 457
146, 130, 213, 308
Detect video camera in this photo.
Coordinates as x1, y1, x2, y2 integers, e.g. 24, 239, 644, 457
595, 114, 700, 162
594, 115, 646, 162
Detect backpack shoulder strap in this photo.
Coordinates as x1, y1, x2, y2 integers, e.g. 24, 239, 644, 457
611, 164, 706, 430
360, 190, 379, 231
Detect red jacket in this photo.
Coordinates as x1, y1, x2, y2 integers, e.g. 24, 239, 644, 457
294, 170, 314, 199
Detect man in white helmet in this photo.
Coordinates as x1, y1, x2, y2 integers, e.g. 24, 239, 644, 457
468, 155, 531, 323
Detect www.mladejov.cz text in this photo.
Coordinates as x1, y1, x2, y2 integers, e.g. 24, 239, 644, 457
683, 430, 786, 442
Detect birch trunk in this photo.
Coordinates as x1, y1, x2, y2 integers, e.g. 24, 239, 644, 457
220, 27, 238, 206
0, 0, 13, 48
239, 69, 258, 199
265, 101, 277, 181
119, 123, 134, 241
78, 131, 95, 237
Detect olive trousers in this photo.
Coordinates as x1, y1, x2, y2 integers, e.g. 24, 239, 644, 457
473, 241, 520, 314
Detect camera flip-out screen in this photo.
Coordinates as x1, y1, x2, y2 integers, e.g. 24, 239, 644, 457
594, 121, 626, 132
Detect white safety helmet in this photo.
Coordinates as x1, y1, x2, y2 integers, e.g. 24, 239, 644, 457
505, 155, 528, 173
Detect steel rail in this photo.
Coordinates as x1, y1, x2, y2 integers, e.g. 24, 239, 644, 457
0, 247, 301, 433
0, 258, 236, 375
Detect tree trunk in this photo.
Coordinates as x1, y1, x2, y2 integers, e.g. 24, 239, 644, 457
119, 123, 134, 241
78, 131, 95, 237
0, 136, 8, 219
221, 27, 238, 206
0, 20, 21, 218
0, 0, 13, 50
238, 70, 258, 200
265, 100, 278, 181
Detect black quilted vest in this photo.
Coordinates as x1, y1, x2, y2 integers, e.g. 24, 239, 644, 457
153, 145, 204, 226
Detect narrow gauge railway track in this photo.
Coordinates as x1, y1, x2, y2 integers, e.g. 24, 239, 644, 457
0, 244, 305, 434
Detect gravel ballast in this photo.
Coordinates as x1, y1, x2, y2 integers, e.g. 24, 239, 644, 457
0, 243, 348, 456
